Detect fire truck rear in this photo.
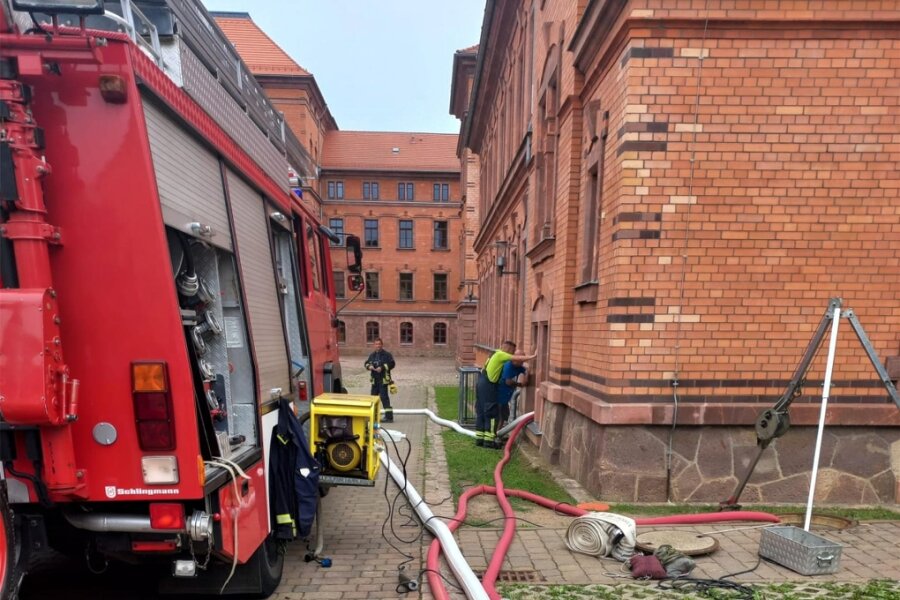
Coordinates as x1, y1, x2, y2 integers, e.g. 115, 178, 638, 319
0, 1, 362, 597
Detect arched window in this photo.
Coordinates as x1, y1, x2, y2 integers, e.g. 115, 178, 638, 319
366, 321, 380, 343
433, 322, 447, 345
336, 320, 346, 343
400, 322, 413, 345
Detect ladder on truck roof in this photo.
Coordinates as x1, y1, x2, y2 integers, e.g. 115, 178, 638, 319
33, 0, 317, 184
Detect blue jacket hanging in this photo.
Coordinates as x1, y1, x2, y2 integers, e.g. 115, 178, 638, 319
269, 398, 320, 539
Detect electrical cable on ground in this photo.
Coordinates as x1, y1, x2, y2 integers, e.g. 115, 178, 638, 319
378, 428, 483, 596
425, 456, 780, 598
380, 445, 488, 600
380, 433, 417, 570
657, 554, 763, 600
389, 410, 781, 599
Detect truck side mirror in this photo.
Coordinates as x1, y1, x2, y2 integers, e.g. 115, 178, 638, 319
345, 235, 363, 274
348, 274, 365, 292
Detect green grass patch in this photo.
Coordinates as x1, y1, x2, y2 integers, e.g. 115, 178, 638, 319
499, 580, 900, 600
743, 505, 900, 522
605, 503, 900, 521
434, 386, 575, 510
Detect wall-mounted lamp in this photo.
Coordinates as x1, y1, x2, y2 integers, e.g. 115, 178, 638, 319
495, 240, 518, 276
463, 280, 478, 301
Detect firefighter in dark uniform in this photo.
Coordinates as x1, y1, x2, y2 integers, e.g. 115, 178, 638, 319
365, 338, 396, 422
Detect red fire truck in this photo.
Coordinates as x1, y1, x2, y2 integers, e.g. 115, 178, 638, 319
0, 0, 361, 596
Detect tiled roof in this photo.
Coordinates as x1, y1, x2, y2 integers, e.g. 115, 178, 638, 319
211, 12, 310, 76
322, 131, 459, 173
457, 44, 479, 54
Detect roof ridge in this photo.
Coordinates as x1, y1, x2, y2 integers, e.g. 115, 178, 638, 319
208, 11, 250, 18
213, 14, 311, 76
333, 130, 458, 136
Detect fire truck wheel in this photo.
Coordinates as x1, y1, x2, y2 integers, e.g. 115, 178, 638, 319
1, 481, 22, 600
247, 533, 283, 598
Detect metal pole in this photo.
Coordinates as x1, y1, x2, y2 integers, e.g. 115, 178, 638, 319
804, 305, 841, 532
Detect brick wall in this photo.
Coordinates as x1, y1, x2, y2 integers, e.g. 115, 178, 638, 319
565, 3, 900, 413
462, 0, 900, 502
339, 314, 457, 357
324, 170, 462, 358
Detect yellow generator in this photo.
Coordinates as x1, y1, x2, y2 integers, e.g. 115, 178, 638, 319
310, 394, 381, 481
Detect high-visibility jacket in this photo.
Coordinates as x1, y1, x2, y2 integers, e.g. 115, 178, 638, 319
269, 398, 320, 539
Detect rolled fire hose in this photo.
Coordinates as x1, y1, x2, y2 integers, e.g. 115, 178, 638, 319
564, 512, 637, 561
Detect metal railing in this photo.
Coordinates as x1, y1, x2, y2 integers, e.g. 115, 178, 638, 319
107, 0, 165, 68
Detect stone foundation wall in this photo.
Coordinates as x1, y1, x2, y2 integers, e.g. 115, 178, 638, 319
539, 402, 900, 505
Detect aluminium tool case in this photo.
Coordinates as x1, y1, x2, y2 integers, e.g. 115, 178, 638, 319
759, 525, 842, 575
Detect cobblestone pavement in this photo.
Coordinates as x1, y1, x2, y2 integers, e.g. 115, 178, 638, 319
271, 356, 456, 600
272, 355, 900, 599
19, 356, 899, 599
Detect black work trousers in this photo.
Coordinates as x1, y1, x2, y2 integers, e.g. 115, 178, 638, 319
474, 371, 499, 443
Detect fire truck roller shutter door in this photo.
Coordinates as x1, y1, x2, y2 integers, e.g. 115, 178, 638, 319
143, 97, 233, 250
226, 169, 292, 409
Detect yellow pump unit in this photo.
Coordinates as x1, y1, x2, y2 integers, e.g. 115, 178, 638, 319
310, 394, 381, 481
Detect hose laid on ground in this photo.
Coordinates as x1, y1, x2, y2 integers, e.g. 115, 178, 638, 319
392, 408, 475, 437
481, 415, 533, 600
423, 416, 781, 600
378, 446, 488, 600
392, 409, 536, 440
428, 485, 779, 525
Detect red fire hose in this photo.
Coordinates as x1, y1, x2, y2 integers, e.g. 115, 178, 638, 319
424, 415, 780, 600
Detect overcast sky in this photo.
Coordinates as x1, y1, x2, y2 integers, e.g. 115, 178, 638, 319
202, 0, 486, 134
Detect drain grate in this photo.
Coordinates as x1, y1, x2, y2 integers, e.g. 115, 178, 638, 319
473, 569, 546, 583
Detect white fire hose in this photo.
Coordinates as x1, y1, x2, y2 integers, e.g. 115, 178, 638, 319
392, 408, 534, 439
378, 444, 488, 600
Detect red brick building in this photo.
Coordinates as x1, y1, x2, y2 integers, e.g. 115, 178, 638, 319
457, 0, 900, 503
213, 12, 335, 218
214, 12, 462, 357
451, 45, 481, 366
321, 131, 462, 356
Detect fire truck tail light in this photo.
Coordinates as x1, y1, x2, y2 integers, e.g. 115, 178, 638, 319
132, 362, 176, 451
133, 363, 168, 392
134, 393, 168, 420
142, 456, 179, 485
149, 503, 185, 530
137, 420, 175, 451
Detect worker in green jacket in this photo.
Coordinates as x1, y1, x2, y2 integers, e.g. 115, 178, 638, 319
475, 341, 536, 448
